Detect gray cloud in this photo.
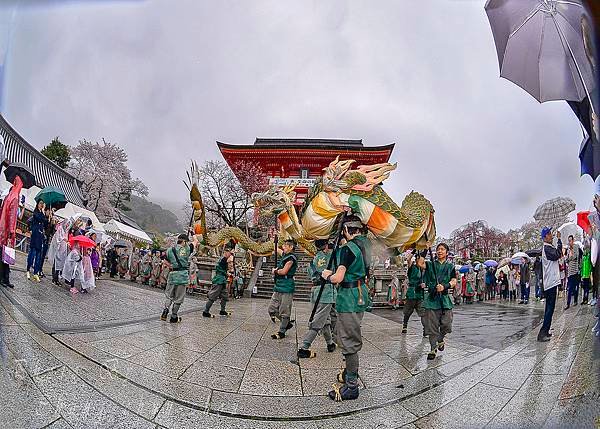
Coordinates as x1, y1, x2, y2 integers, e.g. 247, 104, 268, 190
1, 0, 593, 236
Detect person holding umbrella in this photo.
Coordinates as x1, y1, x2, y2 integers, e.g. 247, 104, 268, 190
539, 227, 563, 342
0, 175, 28, 288
25, 199, 48, 282
40, 206, 56, 278
62, 235, 96, 294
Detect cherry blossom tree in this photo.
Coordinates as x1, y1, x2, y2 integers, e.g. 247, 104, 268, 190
68, 138, 148, 221
196, 160, 268, 228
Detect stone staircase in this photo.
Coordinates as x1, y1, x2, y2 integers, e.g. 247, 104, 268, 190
252, 252, 316, 301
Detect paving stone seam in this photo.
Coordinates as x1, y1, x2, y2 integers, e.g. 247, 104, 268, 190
292, 307, 309, 396
27, 334, 170, 428
402, 312, 576, 422
483, 306, 588, 429
360, 332, 477, 378
2, 344, 71, 427
49, 324, 473, 422
413, 381, 518, 428
0, 286, 53, 333
53, 324, 530, 422
11, 290, 592, 424
536, 307, 594, 428
1, 280, 205, 334
3, 302, 187, 428
49, 303, 546, 421
175, 308, 265, 386
40, 416, 68, 429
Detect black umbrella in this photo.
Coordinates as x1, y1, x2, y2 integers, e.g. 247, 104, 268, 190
525, 249, 542, 258
579, 135, 600, 180
4, 163, 36, 189
571, 95, 600, 180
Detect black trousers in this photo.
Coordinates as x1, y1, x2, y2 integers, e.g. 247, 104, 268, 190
539, 286, 558, 337
0, 261, 10, 285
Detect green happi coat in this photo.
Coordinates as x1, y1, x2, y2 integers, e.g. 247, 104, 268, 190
212, 256, 228, 285
423, 259, 455, 310
308, 250, 336, 304
167, 244, 191, 286
335, 240, 371, 313
406, 264, 425, 300
273, 252, 297, 294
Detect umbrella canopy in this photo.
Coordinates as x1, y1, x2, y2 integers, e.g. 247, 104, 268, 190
577, 210, 591, 234
3, 163, 35, 189
511, 257, 525, 265
496, 265, 510, 278
484, 259, 498, 267
485, 0, 596, 105
498, 257, 512, 269
558, 221, 580, 240
34, 186, 66, 208
533, 197, 576, 223
459, 265, 471, 274
69, 235, 97, 249
579, 135, 600, 181
511, 251, 530, 260
526, 249, 542, 257
113, 239, 131, 248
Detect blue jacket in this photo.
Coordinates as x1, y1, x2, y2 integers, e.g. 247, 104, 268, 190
28, 209, 48, 250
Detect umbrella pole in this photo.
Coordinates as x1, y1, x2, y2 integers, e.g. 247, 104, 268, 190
552, 16, 596, 116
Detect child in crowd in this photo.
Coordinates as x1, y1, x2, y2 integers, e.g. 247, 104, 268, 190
81, 248, 96, 293
62, 242, 83, 294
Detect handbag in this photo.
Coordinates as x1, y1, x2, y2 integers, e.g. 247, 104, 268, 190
3, 246, 15, 265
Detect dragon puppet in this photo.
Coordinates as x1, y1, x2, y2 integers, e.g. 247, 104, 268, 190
185, 157, 435, 256
252, 157, 436, 253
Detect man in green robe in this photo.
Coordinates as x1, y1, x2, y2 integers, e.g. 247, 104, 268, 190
140, 251, 152, 285
268, 239, 298, 339
403, 249, 426, 335
322, 215, 371, 401
298, 239, 337, 358
203, 246, 234, 317
422, 242, 457, 360
160, 234, 194, 323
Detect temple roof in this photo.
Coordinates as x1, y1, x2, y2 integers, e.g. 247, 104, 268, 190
217, 138, 394, 152
254, 138, 363, 148
0, 114, 86, 207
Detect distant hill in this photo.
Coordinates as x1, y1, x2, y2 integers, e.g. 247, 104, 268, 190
124, 195, 182, 234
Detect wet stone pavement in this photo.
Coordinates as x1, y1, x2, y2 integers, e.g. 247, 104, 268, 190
0, 272, 598, 429
375, 301, 545, 351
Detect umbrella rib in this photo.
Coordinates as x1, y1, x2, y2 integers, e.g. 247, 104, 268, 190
509, 5, 542, 40
550, 13, 595, 111
554, 0, 583, 8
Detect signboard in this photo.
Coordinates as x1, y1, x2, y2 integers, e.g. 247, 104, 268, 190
269, 177, 316, 187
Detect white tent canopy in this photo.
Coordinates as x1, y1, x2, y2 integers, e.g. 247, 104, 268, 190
104, 219, 152, 244
55, 203, 105, 232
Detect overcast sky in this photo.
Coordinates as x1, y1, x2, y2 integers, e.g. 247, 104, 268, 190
0, 0, 595, 237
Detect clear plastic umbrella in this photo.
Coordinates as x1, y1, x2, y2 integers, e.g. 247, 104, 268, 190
533, 197, 576, 223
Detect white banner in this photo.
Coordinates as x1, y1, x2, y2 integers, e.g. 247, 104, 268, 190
269, 177, 316, 187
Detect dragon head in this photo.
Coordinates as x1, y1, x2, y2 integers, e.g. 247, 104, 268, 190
322, 156, 355, 192
322, 156, 397, 193
252, 185, 295, 216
